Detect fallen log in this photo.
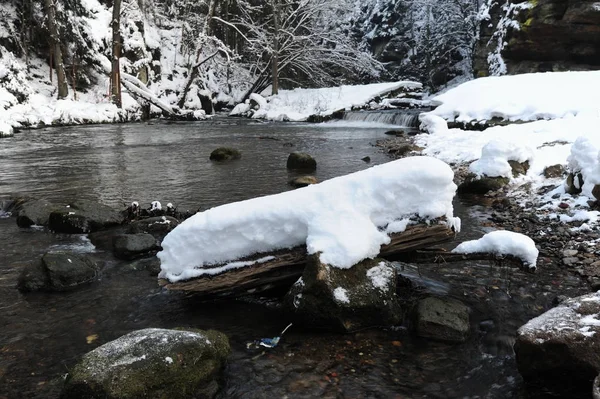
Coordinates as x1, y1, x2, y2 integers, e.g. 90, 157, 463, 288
398, 249, 536, 273
159, 223, 455, 299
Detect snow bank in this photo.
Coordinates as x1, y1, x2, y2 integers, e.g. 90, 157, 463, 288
469, 140, 534, 178
429, 71, 600, 123
235, 81, 421, 122
452, 230, 538, 268
158, 156, 458, 282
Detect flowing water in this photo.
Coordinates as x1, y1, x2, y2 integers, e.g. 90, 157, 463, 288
0, 118, 589, 398
343, 110, 421, 128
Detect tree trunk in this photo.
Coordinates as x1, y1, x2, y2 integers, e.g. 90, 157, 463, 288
271, 0, 280, 95
43, 0, 68, 99
111, 0, 122, 108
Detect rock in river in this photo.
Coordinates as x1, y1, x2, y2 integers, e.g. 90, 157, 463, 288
113, 233, 160, 260
415, 297, 470, 343
209, 147, 241, 161
286, 152, 317, 171
61, 328, 231, 399
16, 199, 62, 227
515, 291, 600, 396
48, 199, 124, 233
285, 255, 401, 332
288, 176, 318, 188
18, 252, 99, 292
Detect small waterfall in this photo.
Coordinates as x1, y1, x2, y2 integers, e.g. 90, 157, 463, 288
342, 109, 421, 127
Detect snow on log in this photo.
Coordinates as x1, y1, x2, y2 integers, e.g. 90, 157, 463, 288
158, 156, 460, 283
451, 230, 539, 270
120, 76, 175, 115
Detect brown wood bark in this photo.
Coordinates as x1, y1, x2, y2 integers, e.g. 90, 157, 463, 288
110, 0, 122, 108
43, 0, 68, 99
160, 224, 455, 298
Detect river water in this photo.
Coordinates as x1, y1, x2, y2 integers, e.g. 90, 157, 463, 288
0, 118, 590, 398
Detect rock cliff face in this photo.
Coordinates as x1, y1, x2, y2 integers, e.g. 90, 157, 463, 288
475, 0, 600, 76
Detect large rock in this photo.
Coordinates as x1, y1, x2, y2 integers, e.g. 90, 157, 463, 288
284, 255, 401, 332
415, 297, 470, 343
515, 291, 600, 396
61, 328, 231, 399
48, 199, 124, 234
475, 0, 600, 76
18, 252, 99, 292
16, 199, 62, 227
127, 216, 179, 241
566, 172, 584, 195
286, 152, 317, 171
113, 234, 160, 260
209, 147, 241, 161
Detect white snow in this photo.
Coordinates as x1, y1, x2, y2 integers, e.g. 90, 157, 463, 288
428, 71, 600, 124
158, 156, 458, 282
452, 230, 539, 268
469, 140, 533, 178
366, 262, 394, 292
333, 287, 350, 304
235, 81, 421, 122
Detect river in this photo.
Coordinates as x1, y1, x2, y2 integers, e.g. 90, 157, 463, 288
0, 118, 589, 398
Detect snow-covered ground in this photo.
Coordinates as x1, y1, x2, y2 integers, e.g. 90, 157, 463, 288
230, 81, 422, 122
417, 70, 600, 232
158, 156, 460, 282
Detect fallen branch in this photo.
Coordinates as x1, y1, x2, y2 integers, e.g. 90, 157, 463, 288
400, 249, 536, 273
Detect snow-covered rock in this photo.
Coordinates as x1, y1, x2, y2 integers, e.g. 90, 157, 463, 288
469, 140, 533, 178
158, 156, 458, 282
452, 230, 538, 269
515, 291, 600, 396
62, 328, 230, 399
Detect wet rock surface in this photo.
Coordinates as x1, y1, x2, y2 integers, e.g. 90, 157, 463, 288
415, 297, 470, 343
209, 147, 242, 161
515, 291, 600, 397
18, 252, 99, 292
288, 175, 318, 188
61, 328, 231, 399
16, 199, 62, 227
113, 233, 160, 260
48, 199, 124, 234
285, 256, 401, 332
286, 152, 317, 171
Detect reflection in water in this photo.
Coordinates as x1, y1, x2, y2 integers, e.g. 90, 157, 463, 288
0, 119, 590, 398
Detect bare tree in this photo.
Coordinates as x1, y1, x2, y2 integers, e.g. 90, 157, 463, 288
217, 0, 381, 98
110, 0, 122, 107
43, 0, 68, 99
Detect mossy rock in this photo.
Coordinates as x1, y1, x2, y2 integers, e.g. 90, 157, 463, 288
286, 152, 317, 171
285, 255, 401, 332
209, 147, 241, 161
457, 175, 509, 195
61, 328, 231, 399
415, 297, 470, 343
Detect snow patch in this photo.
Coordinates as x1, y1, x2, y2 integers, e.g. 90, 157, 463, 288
367, 262, 394, 292
452, 230, 538, 268
333, 287, 350, 304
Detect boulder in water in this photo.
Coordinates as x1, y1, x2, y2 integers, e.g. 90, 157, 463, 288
415, 297, 470, 343
16, 199, 62, 227
48, 199, 124, 234
515, 291, 600, 396
284, 255, 401, 332
113, 233, 160, 260
61, 328, 231, 399
286, 152, 317, 171
457, 175, 509, 195
18, 252, 99, 292
209, 147, 241, 161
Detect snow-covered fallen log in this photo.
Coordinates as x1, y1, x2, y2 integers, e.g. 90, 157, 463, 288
159, 224, 456, 298
157, 157, 461, 296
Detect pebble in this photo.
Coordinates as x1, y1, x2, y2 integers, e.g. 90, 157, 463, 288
562, 257, 579, 266
562, 249, 578, 257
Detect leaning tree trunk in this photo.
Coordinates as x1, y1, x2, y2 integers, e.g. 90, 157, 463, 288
43, 0, 68, 99
110, 0, 122, 108
271, 0, 280, 95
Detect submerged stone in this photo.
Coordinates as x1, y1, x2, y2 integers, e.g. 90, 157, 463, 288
288, 176, 318, 188
209, 147, 241, 161
415, 297, 470, 343
286, 152, 317, 171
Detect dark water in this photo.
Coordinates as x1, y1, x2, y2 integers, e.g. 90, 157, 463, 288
0, 118, 589, 398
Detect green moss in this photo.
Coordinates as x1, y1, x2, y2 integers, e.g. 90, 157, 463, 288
522, 17, 534, 28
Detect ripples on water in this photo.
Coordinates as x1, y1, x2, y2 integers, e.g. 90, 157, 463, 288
0, 118, 589, 398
